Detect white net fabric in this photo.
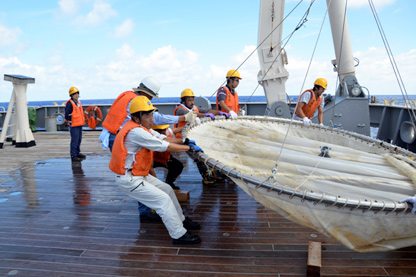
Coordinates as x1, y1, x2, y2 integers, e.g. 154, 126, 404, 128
185, 117, 416, 252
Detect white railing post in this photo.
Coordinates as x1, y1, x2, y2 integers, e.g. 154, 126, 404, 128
0, 74, 36, 148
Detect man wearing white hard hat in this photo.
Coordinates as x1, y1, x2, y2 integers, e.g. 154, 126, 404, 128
100, 76, 197, 151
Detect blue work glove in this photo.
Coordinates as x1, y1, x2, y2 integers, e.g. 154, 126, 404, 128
219, 111, 230, 119
204, 113, 215, 120
400, 197, 416, 213
189, 144, 203, 152
184, 138, 196, 145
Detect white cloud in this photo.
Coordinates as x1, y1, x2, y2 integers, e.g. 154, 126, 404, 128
141, 47, 201, 86
116, 43, 135, 60
0, 57, 46, 100
48, 54, 63, 65
53, 45, 205, 100
77, 0, 117, 26
283, 46, 416, 97
347, 0, 396, 9
0, 24, 22, 48
2, 43, 413, 103
286, 56, 333, 95
58, 0, 78, 15
114, 19, 134, 38
206, 45, 263, 97
353, 47, 416, 96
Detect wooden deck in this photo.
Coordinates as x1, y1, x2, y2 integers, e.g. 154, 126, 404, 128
1, 132, 416, 276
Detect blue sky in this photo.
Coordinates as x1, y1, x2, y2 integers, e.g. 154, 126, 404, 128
0, 0, 414, 103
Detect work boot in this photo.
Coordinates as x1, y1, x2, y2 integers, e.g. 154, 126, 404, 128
183, 217, 201, 230
167, 182, 180, 190
140, 209, 161, 222
71, 156, 83, 162
211, 170, 224, 181
172, 232, 201, 245
202, 172, 216, 187
77, 153, 86, 159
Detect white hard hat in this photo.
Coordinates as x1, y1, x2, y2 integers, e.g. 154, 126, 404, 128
133, 76, 161, 99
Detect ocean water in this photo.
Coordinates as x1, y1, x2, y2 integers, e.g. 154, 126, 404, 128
1, 94, 413, 139
0, 94, 414, 110
0, 95, 267, 110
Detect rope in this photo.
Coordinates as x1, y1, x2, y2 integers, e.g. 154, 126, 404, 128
368, 0, 416, 126
293, 150, 329, 192
268, 2, 329, 183
207, 0, 309, 104
243, 0, 315, 112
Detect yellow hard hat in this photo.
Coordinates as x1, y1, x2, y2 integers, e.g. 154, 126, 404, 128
152, 124, 170, 130
226, 69, 242, 79
180, 88, 195, 98
69, 87, 79, 95
314, 78, 327, 89
129, 96, 157, 114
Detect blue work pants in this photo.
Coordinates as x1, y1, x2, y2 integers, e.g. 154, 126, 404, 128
70, 126, 82, 157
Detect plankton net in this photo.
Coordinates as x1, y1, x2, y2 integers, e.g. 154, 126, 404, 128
184, 116, 416, 252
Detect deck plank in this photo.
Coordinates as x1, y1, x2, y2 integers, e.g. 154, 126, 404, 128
0, 132, 416, 276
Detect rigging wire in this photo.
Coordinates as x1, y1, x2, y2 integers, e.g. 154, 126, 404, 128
269, 1, 330, 183
368, 0, 416, 125
207, 0, 306, 103
242, 0, 315, 112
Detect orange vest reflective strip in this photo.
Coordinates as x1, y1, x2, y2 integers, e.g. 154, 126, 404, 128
102, 91, 137, 134
109, 120, 153, 176
216, 86, 240, 112
66, 99, 85, 127
295, 89, 323, 119
153, 128, 173, 165
173, 105, 199, 138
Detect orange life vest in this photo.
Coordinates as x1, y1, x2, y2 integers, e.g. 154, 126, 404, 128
109, 120, 153, 176
66, 99, 85, 127
295, 89, 323, 119
153, 128, 174, 165
102, 91, 137, 134
173, 104, 199, 138
216, 86, 240, 113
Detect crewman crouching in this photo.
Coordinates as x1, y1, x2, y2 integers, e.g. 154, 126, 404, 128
109, 96, 203, 244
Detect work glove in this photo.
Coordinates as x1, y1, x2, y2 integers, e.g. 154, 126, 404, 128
204, 113, 215, 120
183, 138, 196, 145
184, 111, 197, 123
238, 109, 246, 116
189, 144, 203, 152
219, 111, 230, 119
400, 197, 416, 213
302, 117, 312, 127
229, 110, 238, 120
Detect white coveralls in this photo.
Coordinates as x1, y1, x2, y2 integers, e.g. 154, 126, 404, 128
115, 127, 186, 239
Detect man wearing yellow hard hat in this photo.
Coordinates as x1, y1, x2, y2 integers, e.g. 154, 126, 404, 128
109, 96, 202, 245
216, 69, 244, 119
294, 78, 327, 127
65, 86, 86, 162
174, 88, 230, 138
